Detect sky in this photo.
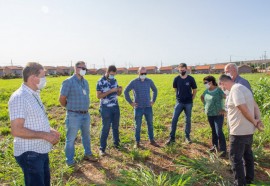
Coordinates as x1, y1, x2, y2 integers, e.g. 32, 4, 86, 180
1, 0, 270, 69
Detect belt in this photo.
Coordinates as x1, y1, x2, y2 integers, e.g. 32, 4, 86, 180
68, 110, 88, 114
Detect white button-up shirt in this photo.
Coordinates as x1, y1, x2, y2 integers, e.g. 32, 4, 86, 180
8, 84, 52, 156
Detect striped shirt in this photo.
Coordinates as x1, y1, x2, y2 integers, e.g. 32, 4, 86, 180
8, 84, 52, 156
60, 74, 90, 111
124, 77, 157, 108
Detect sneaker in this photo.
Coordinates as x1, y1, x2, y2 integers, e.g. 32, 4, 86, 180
220, 151, 226, 158
150, 140, 160, 147
209, 146, 217, 152
83, 155, 98, 162
133, 142, 141, 149
99, 150, 106, 156
185, 138, 192, 144
165, 139, 175, 146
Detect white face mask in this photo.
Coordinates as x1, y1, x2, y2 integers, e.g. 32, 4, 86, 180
139, 75, 146, 80
79, 69, 86, 76
108, 74, 115, 80
204, 84, 210, 89
223, 89, 230, 96
37, 77, 46, 90
225, 72, 233, 79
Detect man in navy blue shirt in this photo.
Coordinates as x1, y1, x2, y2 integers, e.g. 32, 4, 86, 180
96, 65, 122, 156
166, 63, 197, 145
124, 67, 159, 148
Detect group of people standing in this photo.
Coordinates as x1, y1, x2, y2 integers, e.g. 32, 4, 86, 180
8, 61, 264, 186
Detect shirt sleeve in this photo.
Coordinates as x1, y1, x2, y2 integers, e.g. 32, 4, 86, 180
60, 79, 70, 97
150, 80, 158, 102
232, 86, 246, 106
190, 76, 197, 89
96, 80, 102, 91
124, 81, 133, 104
173, 77, 177, 88
8, 96, 27, 120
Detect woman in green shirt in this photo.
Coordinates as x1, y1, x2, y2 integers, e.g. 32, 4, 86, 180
201, 76, 226, 157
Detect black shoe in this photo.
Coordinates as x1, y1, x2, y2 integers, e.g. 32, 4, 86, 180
220, 151, 226, 158
165, 139, 175, 146
150, 140, 160, 147
185, 138, 192, 144
209, 146, 217, 152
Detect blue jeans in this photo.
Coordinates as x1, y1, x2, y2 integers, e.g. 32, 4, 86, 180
15, 151, 50, 186
134, 107, 154, 142
65, 111, 92, 165
207, 115, 227, 152
170, 102, 193, 140
230, 135, 254, 186
100, 106, 120, 151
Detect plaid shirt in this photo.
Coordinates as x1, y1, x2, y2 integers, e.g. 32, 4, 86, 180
8, 84, 52, 156
60, 74, 90, 111
124, 77, 157, 108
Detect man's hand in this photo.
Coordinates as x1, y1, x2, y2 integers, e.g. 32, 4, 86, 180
150, 101, 155, 106
130, 102, 138, 108
45, 129, 60, 145
257, 120, 264, 132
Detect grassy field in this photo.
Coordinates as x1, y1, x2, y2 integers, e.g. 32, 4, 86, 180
0, 73, 269, 185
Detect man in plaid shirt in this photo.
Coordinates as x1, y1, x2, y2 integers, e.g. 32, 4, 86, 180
8, 62, 60, 186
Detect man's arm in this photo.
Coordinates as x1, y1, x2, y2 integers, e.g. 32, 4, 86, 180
150, 81, 157, 104
59, 95, 67, 107
11, 118, 60, 145
192, 89, 197, 100
117, 86, 122, 96
237, 104, 258, 127
124, 82, 137, 107
96, 88, 118, 99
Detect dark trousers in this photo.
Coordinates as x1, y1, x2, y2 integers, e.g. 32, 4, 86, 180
208, 115, 226, 152
229, 135, 254, 186
100, 105, 120, 151
15, 151, 50, 186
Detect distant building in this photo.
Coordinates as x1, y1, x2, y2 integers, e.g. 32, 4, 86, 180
96, 68, 107, 75
44, 66, 57, 75
159, 66, 173, 74
195, 65, 211, 74
128, 67, 139, 74
117, 67, 128, 74
57, 66, 72, 75
145, 66, 158, 74
211, 64, 226, 74
0, 67, 4, 77
238, 64, 253, 74
2, 66, 23, 77
87, 68, 97, 75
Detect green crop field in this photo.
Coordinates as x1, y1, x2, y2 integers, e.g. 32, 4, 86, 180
0, 73, 269, 185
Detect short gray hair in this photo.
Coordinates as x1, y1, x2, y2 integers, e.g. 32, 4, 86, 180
225, 63, 238, 73
23, 62, 44, 82
75, 61, 85, 67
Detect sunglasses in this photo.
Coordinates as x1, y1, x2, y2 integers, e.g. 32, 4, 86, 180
77, 67, 87, 70
140, 73, 147, 75
203, 82, 209, 84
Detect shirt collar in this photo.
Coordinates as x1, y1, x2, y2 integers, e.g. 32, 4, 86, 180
22, 83, 39, 96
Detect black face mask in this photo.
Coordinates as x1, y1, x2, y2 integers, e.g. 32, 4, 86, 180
180, 71, 186, 76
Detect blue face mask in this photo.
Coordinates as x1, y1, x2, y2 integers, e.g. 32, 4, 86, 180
108, 75, 115, 80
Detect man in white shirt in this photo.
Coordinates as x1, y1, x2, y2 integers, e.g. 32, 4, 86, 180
8, 62, 60, 186
218, 74, 262, 185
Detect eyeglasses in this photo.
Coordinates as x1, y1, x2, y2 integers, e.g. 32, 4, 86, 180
203, 82, 209, 84
140, 73, 147, 75
77, 67, 87, 70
